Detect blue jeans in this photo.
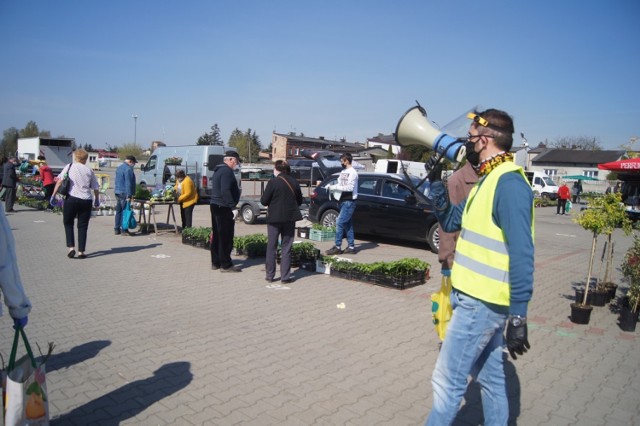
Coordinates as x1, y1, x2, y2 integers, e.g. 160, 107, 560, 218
426, 291, 509, 426
335, 200, 355, 248
114, 194, 129, 232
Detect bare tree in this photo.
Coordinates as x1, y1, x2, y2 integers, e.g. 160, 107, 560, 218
550, 136, 602, 150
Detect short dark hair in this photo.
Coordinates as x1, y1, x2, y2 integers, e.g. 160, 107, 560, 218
475, 109, 514, 151
274, 160, 290, 174
340, 153, 352, 164
176, 170, 186, 178
37, 155, 46, 161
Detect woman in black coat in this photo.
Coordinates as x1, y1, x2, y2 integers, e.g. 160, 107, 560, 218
261, 160, 304, 283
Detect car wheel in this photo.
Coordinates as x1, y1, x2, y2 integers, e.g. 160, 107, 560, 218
427, 222, 440, 254
241, 204, 256, 224
541, 192, 550, 200
320, 209, 339, 228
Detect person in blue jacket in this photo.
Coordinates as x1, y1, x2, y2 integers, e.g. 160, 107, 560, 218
426, 109, 534, 425
114, 155, 137, 235
210, 151, 242, 272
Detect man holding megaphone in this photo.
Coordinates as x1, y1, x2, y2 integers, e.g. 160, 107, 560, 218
417, 108, 535, 425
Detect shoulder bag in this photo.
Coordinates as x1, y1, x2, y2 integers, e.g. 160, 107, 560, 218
57, 163, 73, 198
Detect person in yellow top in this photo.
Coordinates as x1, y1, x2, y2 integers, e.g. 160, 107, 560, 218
174, 170, 198, 229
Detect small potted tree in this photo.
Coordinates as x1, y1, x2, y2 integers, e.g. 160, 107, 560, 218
620, 235, 640, 331
571, 193, 632, 323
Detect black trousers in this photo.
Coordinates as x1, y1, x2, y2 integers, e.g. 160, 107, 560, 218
557, 199, 567, 214
266, 222, 296, 281
44, 184, 55, 208
63, 196, 92, 252
180, 204, 194, 229
210, 204, 235, 269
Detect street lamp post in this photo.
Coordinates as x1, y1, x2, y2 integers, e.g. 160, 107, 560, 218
132, 114, 138, 144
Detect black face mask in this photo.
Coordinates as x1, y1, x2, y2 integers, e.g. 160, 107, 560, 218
465, 141, 481, 166
341, 162, 347, 169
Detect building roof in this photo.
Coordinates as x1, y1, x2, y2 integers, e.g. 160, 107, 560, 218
367, 134, 398, 145
532, 149, 625, 166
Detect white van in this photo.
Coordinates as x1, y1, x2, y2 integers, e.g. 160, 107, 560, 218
139, 145, 241, 202
525, 171, 559, 200
374, 159, 429, 179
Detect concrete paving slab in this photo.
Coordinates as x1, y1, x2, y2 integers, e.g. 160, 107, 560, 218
2, 201, 638, 425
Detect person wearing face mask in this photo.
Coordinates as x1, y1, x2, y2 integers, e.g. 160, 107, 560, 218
325, 152, 359, 255
174, 170, 198, 229
425, 109, 534, 426
210, 151, 242, 272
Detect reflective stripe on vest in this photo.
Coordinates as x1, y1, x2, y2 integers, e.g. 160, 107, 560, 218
451, 162, 531, 306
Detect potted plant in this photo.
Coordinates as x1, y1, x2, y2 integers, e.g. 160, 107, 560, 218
599, 194, 634, 301
571, 193, 632, 323
309, 224, 336, 242
620, 235, 640, 331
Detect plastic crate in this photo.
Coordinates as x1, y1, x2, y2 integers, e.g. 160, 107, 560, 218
309, 229, 336, 242
297, 227, 310, 239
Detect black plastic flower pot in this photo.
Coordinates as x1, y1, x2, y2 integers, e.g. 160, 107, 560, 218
591, 290, 608, 307
604, 284, 617, 303
618, 307, 639, 332
575, 289, 593, 305
570, 303, 593, 324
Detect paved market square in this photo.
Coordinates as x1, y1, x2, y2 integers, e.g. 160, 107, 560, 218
3, 199, 638, 425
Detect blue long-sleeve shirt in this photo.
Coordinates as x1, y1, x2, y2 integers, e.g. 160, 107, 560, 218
115, 163, 136, 197
433, 172, 534, 317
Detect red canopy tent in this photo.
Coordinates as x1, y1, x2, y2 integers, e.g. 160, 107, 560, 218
598, 158, 640, 173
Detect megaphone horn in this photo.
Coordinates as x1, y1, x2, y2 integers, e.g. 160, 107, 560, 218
394, 104, 466, 163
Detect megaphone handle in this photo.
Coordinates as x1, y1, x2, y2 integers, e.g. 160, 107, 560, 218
426, 154, 444, 182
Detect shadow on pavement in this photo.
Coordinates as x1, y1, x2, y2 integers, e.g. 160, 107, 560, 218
47, 340, 111, 373
51, 361, 193, 425
452, 355, 521, 426
87, 244, 163, 258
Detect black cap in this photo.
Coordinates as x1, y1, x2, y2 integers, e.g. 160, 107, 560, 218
125, 155, 138, 164
225, 151, 242, 163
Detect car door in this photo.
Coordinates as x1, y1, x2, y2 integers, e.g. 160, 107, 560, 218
374, 178, 429, 239
351, 176, 379, 235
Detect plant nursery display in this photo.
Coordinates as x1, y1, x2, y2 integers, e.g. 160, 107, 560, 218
571, 193, 633, 324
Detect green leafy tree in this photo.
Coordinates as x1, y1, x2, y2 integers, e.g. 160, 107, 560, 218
197, 124, 224, 146
117, 143, 143, 160
228, 128, 261, 162
19, 121, 50, 138
1, 127, 19, 156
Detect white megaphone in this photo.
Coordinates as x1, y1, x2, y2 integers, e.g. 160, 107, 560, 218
394, 103, 467, 163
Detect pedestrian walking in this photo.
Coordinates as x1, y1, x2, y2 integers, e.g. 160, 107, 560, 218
38, 156, 56, 209
51, 149, 100, 259
426, 109, 534, 425
557, 181, 571, 215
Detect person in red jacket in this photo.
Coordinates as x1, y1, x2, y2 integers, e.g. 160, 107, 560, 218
37, 156, 56, 209
557, 181, 571, 215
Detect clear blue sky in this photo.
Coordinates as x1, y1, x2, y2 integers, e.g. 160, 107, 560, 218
1, 0, 638, 151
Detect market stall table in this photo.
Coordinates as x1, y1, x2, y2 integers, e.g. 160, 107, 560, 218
134, 199, 179, 236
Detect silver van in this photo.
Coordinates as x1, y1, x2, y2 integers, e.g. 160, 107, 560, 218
139, 145, 241, 202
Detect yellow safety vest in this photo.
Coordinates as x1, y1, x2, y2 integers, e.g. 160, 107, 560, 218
451, 162, 533, 306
